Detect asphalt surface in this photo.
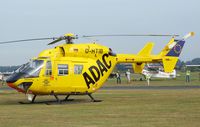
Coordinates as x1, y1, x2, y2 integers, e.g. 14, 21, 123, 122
1, 85, 200, 91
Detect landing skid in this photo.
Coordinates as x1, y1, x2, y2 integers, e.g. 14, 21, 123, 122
62, 94, 101, 103
20, 93, 101, 104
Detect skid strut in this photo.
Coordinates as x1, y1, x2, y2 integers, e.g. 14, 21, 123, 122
88, 93, 100, 102
31, 95, 37, 103
53, 94, 61, 103
64, 95, 71, 101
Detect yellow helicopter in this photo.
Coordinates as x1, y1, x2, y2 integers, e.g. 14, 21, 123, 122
0, 32, 194, 103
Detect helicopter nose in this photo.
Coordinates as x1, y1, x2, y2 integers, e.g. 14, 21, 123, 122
7, 83, 26, 93
6, 73, 24, 83
7, 83, 16, 89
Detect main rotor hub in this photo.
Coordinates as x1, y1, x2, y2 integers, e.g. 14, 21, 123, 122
63, 33, 78, 44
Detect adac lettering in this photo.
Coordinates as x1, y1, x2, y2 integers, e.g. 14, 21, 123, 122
83, 53, 112, 89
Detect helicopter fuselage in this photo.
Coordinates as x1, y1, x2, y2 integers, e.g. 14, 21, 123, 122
7, 43, 118, 95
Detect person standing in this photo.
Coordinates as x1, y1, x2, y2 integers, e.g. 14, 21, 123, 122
186, 70, 191, 83
126, 69, 131, 83
199, 72, 200, 81
116, 71, 121, 84
145, 74, 151, 86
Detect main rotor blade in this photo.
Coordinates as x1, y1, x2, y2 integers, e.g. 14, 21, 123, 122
0, 38, 54, 45
82, 34, 179, 38
47, 38, 62, 45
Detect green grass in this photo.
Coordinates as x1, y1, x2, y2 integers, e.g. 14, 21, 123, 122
1, 89, 200, 127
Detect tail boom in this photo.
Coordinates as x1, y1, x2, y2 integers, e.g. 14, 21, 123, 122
115, 32, 194, 73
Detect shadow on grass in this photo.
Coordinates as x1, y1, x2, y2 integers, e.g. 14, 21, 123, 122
0, 96, 103, 105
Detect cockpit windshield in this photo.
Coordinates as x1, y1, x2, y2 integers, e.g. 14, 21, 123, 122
15, 60, 44, 78
6, 60, 44, 83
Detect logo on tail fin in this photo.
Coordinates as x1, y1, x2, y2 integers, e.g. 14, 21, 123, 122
174, 44, 182, 54
166, 40, 185, 57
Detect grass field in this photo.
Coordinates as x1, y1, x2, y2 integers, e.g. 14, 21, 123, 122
0, 72, 200, 127
0, 89, 200, 127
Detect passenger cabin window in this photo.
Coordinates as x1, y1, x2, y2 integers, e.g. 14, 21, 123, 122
74, 65, 83, 74
58, 64, 68, 75
45, 61, 52, 76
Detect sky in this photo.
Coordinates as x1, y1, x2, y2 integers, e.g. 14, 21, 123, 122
0, 0, 199, 66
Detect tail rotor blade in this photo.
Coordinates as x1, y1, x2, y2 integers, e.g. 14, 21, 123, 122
183, 32, 195, 40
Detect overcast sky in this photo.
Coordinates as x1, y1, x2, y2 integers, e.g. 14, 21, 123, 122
0, 0, 199, 66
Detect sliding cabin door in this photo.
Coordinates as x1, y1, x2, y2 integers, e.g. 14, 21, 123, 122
70, 63, 88, 92
53, 61, 73, 93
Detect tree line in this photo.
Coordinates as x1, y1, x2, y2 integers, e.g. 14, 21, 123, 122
0, 66, 20, 73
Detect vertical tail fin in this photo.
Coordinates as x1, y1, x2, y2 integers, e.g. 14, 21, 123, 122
138, 42, 154, 56
133, 42, 154, 73
161, 32, 195, 72
161, 39, 185, 72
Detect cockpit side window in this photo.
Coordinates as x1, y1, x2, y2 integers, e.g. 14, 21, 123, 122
45, 61, 52, 76
74, 65, 83, 74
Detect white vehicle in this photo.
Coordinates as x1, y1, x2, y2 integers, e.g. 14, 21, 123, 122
0, 74, 3, 81
142, 67, 176, 79
0, 72, 13, 81
142, 64, 176, 85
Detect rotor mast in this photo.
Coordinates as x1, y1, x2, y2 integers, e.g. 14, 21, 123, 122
63, 33, 77, 44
